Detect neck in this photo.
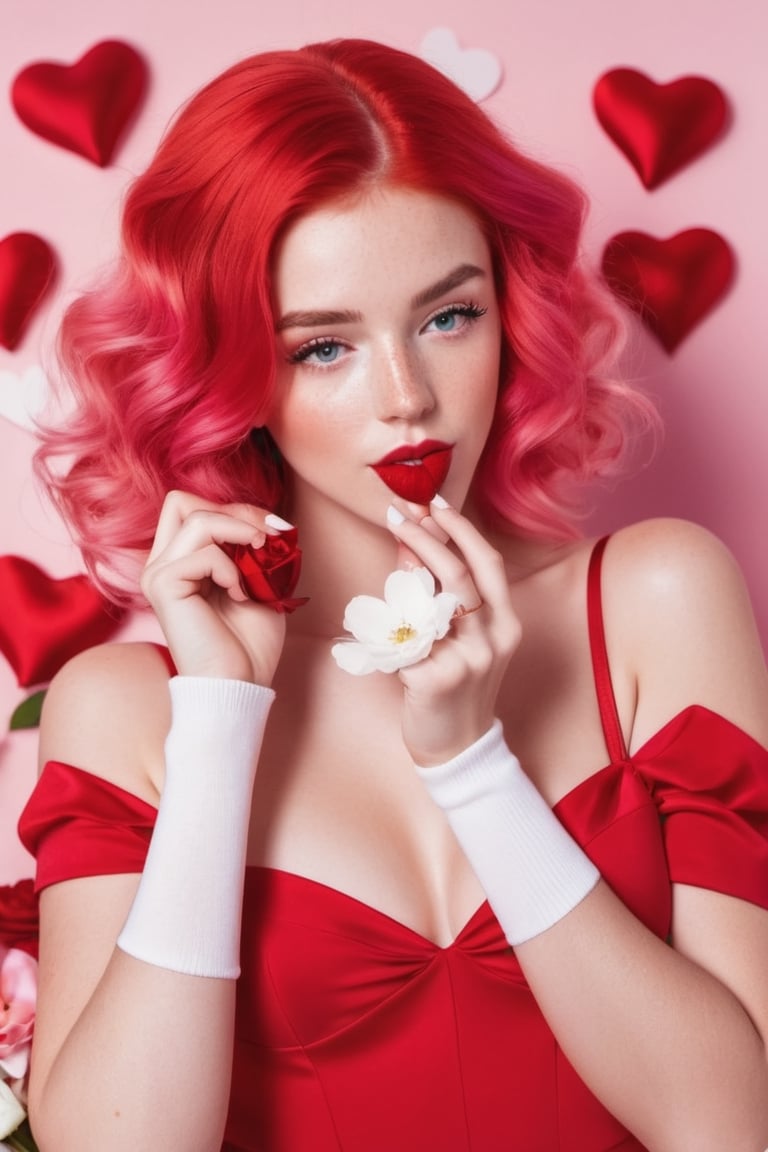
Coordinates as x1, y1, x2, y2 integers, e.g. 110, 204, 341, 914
282, 482, 564, 641
284, 490, 403, 639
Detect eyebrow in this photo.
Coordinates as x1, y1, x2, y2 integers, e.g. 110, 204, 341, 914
275, 262, 487, 332
410, 263, 486, 310
275, 307, 362, 332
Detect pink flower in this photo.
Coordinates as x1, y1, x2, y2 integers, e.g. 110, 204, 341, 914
0, 947, 37, 1081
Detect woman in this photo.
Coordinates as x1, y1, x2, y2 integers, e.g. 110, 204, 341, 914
18, 38, 768, 1152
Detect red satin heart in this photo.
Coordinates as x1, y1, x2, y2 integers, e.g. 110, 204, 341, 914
11, 40, 148, 167
593, 69, 728, 189
0, 556, 124, 686
0, 233, 56, 350
602, 229, 735, 353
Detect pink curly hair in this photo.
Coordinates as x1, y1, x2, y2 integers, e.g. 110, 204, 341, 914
35, 38, 656, 605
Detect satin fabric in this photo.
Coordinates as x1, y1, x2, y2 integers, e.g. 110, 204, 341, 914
11, 41, 147, 167
0, 233, 56, 350
0, 555, 123, 687
18, 539, 768, 1151
592, 69, 727, 191
601, 228, 735, 353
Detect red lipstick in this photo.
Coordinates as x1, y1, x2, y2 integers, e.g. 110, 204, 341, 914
372, 440, 453, 504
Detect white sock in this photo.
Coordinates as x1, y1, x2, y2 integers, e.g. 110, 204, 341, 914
414, 720, 600, 945
117, 676, 274, 977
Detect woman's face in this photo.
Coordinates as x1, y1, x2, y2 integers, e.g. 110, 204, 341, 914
267, 185, 502, 525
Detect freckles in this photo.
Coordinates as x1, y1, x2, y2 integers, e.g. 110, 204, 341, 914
278, 392, 361, 452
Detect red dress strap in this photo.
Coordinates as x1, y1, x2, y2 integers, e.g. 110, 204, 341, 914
587, 535, 628, 764
152, 642, 177, 675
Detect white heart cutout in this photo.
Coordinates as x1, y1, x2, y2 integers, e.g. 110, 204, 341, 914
0, 363, 50, 433
418, 28, 502, 103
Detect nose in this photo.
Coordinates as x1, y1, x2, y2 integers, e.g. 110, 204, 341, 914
373, 343, 436, 422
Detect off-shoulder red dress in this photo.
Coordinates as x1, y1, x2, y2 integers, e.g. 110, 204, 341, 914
18, 537, 768, 1151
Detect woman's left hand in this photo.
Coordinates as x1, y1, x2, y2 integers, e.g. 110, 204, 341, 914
386, 497, 521, 766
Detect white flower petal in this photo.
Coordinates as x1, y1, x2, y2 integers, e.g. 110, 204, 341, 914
0, 1078, 26, 1139
330, 641, 379, 675
0, 1046, 29, 1082
383, 568, 435, 622
333, 567, 456, 676
390, 634, 437, 668
342, 595, 398, 643
412, 566, 437, 596
374, 646, 423, 672
433, 592, 460, 637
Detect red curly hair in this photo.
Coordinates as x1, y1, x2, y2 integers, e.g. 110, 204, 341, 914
35, 38, 656, 604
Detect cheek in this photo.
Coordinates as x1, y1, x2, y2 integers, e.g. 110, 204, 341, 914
266, 386, 359, 470
266, 405, 313, 467
472, 329, 503, 411
265, 373, 316, 449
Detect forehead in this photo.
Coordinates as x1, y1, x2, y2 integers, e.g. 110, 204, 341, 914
272, 187, 491, 307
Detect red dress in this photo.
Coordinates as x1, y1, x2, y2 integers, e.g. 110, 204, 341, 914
18, 537, 768, 1151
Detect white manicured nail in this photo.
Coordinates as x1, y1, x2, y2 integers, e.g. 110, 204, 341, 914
431, 493, 450, 509
264, 513, 294, 531
386, 504, 406, 526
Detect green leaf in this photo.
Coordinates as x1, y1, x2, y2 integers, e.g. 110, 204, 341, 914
4, 1118, 41, 1152
9, 690, 47, 731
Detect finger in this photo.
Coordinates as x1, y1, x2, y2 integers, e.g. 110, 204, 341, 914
395, 541, 423, 572
385, 504, 482, 609
452, 601, 484, 621
385, 503, 520, 650
155, 509, 266, 566
149, 491, 239, 561
144, 543, 249, 604
389, 497, 450, 544
424, 497, 513, 608
148, 491, 284, 563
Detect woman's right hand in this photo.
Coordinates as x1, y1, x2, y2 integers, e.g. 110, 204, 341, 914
140, 490, 289, 684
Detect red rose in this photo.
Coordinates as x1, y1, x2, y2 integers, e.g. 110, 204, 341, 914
0, 880, 38, 959
226, 527, 309, 614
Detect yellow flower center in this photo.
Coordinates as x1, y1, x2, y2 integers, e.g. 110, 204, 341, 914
389, 622, 417, 644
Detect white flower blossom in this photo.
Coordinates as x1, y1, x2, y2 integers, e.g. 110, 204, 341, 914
331, 567, 458, 675
0, 1079, 26, 1140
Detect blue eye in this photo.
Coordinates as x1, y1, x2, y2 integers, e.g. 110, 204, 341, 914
425, 303, 487, 334
433, 311, 459, 331
289, 338, 344, 366
312, 342, 340, 363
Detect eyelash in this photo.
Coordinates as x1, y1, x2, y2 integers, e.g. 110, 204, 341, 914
422, 301, 487, 333
286, 301, 488, 367
287, 337, 348, 366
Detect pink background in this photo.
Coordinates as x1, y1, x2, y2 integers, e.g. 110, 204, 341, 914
1, 0, 766, 880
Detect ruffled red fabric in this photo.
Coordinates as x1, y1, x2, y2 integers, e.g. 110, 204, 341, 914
19, 764, 154, 891
17, 539, 768, 1152
18, 706, 768, 1151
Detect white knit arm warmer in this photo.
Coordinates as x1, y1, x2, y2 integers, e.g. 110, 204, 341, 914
414, 720, 600, 946
117, 676, 274, 978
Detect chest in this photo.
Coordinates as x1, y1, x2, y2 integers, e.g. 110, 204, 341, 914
244, 616, 617, 945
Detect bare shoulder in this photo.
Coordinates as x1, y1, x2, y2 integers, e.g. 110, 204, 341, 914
601, 518, 768, 748
602, 517, 758, 625
38, 640, 173, 804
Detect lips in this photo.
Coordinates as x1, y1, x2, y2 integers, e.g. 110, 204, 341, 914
372, 440, 453, 504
